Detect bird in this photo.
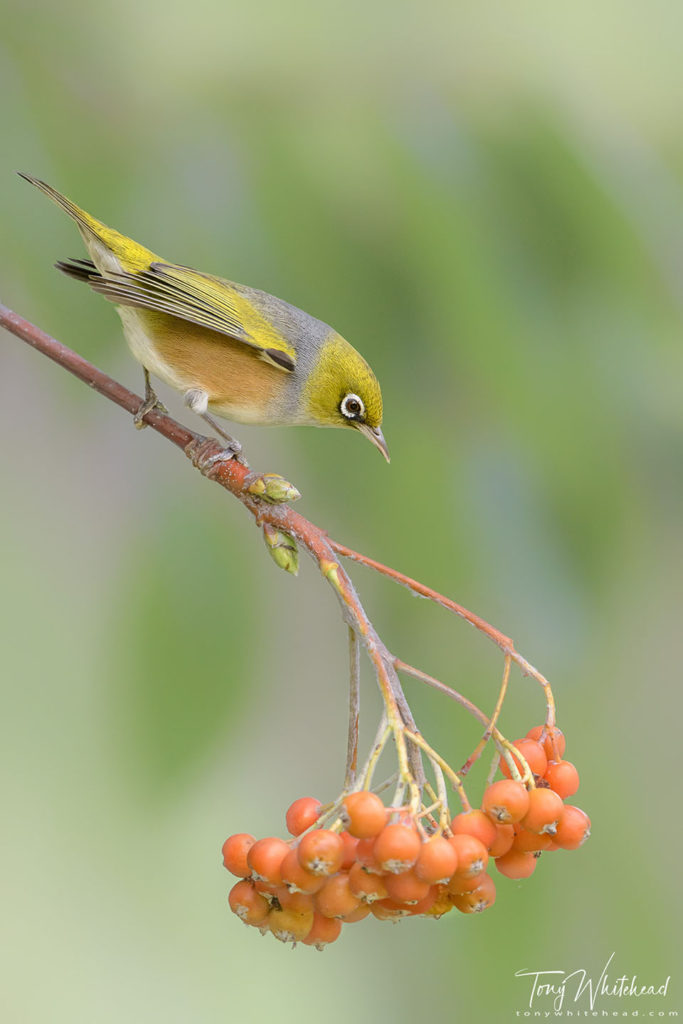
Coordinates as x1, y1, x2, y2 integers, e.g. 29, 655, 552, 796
19, 173, 389, 463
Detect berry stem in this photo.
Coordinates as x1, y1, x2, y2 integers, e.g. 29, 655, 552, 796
512, 654, 557, 731
358, 714, 390, 792
370, 772, 399, 796
460, 654, 512, 776
403, 730, 471, 812
395, 658, 536, 787
485, 748, 501, 787
329, 541, 515, 652
430, 758, 451, 831
395, 659, 493, 728
498, 738, 536, 787
344, 626, 361, 791
391, 780, 407, 809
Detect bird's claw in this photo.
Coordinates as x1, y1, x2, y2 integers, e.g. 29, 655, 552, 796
133, 394, 168, 429
185, 436, 246, 476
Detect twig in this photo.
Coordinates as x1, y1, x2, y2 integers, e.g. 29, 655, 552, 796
332, 540, 555, 719
330, 541, 514, 650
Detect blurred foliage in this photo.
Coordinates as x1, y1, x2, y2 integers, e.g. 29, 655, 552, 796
111, 497, 256, 798
1, 2, 682, 1022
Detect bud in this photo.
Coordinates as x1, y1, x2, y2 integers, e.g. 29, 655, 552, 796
263, 523, 299, 575
247, 473, 301, 504
320, 559, 341, 589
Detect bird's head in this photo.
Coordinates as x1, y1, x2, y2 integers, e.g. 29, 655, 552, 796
302, 333, 389, 461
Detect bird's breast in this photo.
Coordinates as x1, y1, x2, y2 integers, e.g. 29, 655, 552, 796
118, 308, 290, 424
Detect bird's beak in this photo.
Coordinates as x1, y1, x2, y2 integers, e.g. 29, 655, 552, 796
357, 423, 390, 463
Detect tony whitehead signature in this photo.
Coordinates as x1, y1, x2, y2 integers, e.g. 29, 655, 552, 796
515, 952, 671, 1012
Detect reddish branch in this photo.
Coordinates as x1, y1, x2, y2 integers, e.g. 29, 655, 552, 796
0, 302, 555, 794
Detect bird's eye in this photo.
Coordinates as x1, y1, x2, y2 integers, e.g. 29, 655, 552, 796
340, 393, 365, 420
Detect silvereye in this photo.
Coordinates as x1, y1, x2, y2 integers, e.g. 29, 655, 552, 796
20, 173, 389, 461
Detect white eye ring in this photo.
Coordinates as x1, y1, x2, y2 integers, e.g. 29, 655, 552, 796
340, 393, 365, 420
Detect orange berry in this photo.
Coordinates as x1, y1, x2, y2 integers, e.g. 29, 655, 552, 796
554, 806, 591, 849
341, 791, 388, 839
228, 880, 270, 925
451, 872, 496, 913
297, 829, 344, 876
488, 824, 515, 858
221, 833, 255, 877
521, 787, 565, 834
339, 830, 359, 870
275, 887, 315, 914
285, 796, 322, 837
450, 809, 497, 850
253, 878, 279, 902
527, 725, 566, 760
355, 837, 384, 874
406, 886, 438, 915
371, 899, 412, 920
544, 760, 580, 799
483, 780, 530, 824
447, 833, 488, 877
500, 739, 548, 779
511, 828, 553, 853
494, 848, 537, 879
414, 835, 459, 883
340, 903, 372, 922
280, 848, 325, 894
374, 822, 422, 874
315, 872, 361, 919
269, 905, 314, 943
301, 912, 342, 949
447, 869, 487, 894
246, 836, 290, 886
348, 861, 388, 903
423, 885, 454, 919
384, 869, 432, 905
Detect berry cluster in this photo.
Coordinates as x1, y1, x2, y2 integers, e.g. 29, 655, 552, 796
222, 725, 590, 948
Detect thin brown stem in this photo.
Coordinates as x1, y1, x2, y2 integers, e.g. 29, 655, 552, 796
395, 659, 492, 730
330, 541, 514, 650
343, 626, 361, 790
460, 654, 511, 776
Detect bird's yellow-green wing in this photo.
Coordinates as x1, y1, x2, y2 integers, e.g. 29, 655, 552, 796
57, 258, 297, 372
21, 173, 297, 372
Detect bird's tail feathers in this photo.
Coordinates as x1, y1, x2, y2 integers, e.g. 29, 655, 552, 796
18, 172, 158, 272
17, 172, 108, 236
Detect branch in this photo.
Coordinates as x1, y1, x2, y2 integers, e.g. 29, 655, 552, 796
0, 301, 554, 805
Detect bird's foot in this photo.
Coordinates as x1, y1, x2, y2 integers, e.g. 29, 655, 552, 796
135, 371, 168, 429
246, 473, 301, 504
185, 436, 246, 476
134, 391, 168, 428
199, 412, 244, 456
183, 388, 246, 463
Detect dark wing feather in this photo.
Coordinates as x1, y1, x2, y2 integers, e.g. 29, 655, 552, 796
55, 258, 99, 282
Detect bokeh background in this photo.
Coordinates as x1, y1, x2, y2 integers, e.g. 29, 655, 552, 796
1, 2, 681, 1021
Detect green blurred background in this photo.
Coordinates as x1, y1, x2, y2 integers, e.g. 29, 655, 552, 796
1, 2, 681, 1021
